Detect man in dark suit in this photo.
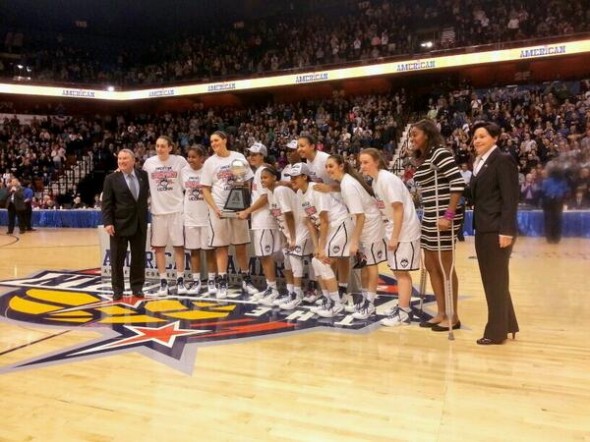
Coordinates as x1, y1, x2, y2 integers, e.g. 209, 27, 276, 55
101, 149, 149, 300
7, 177, 27, 235
470, 121, 520, 345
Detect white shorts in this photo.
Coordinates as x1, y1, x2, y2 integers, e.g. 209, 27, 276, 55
388, 238, 421, 272
361, 238, 388, 266
252, 229, 283, 257
151, 212, 185, 248
326, 218, 354, 258
184, 225, 213, 251
290, 236, 313, 257
208, 212, 250, 247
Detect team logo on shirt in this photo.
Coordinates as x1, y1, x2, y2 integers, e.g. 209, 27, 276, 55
152, 169, 178, 192
0, 269, 435, 375
184, 179, 203, 201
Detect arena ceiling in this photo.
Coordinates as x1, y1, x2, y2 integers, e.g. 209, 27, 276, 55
0, 0, 314, 39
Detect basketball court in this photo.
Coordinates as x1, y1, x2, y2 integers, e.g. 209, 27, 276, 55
0, 229, 588, 440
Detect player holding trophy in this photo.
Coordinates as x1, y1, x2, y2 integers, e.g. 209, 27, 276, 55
201, 131, 256, 299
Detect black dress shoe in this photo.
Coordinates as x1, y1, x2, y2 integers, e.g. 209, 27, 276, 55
419, 320, 441, 328
112, 293, 123, 301
431, 321, 461, 332
133, 292, 145, 298
476, 337, 505, 345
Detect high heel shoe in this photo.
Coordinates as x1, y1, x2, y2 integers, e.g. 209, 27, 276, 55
476, 337, 505, 345
431, 321, 461, 332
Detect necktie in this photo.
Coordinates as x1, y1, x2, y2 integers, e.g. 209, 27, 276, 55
128, 174, 139, 200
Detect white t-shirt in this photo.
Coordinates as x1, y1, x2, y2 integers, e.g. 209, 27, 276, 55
267, 185, 308, 244
143, 154, 188, 215
372, 169, 421, 241
181, 166, 209, 227
306, 151, 336, 185
299, 185, 349, 229
340, 174, 384, 243
200, 151, 254, 208
251, 166, 278, 230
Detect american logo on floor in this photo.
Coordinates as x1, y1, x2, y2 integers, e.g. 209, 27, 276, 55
0, 269, 433, 375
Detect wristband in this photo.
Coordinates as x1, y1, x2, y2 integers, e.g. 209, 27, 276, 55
444, 210, 455, 221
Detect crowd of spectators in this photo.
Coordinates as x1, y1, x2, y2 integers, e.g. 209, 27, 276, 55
1, 0, 588, 87
401, 79, 590, 209
2, 78, 590, 212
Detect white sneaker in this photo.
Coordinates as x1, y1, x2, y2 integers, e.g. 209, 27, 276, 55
315, 302, 344, 318
216, 277, 228, 299
279, 293, 302, 310
272, 293, 291, 306
352, 301, 376, 320
186, 281, 201, 295
157, 279, 169, 297
380, 306, 413, 327
249, 290, 266, 302
260, 288, 280, 306
207, 279, 217, 296
302, 290, 321, 304
309, 297, 331, 314
343, 293, 357, 313
176, 278, 188, 295
241, 275, 259, 296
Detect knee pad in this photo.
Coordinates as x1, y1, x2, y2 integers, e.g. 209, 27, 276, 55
311, 257, 335, 280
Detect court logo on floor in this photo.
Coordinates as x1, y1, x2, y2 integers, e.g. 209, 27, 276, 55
0, 270, 434, 375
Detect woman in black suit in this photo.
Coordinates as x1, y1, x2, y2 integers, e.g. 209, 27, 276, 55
470, 121, 519, 345
101, 149, 150, 300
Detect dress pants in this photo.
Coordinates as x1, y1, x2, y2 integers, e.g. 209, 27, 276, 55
475, 232, 519, 341
7, 203, 26, 233
109, 230, 147, 295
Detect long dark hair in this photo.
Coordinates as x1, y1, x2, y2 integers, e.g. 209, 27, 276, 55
411, 119, 446, 161
328, 154, 375, 197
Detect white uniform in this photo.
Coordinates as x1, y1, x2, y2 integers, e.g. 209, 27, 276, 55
200, 151, 253, 247
372, 169, 421, 271
340, 174, 387, 266
299, 185, 353, 257
143, 154, 188, 214
251, 166, 281, 257
143, 154, 188, 247
200, 151, 254, 207
268, 185, 312, 257
181, 166, 211, 250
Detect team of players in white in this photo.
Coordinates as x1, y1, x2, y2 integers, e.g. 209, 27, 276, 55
141, 133, 421, 327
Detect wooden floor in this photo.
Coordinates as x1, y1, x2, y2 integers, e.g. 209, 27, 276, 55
0, 229, 589, 441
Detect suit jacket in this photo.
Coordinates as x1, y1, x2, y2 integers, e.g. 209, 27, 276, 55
470, 148, 519, 236
7, 185, 26, 212
101, 169, 149, 237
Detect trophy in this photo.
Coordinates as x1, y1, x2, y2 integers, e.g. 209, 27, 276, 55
221, 159, 251, 218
